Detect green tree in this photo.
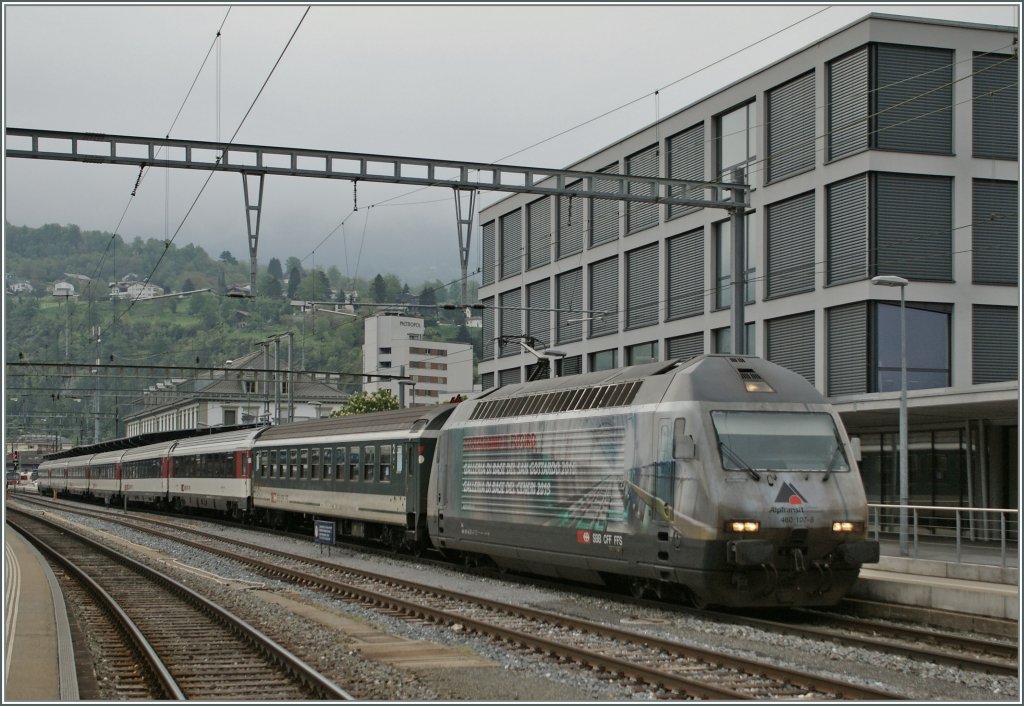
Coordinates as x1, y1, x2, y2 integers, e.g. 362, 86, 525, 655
371, 274, 387, 302
330, 388, 399, 416
219, 250, 238, 265
285, 257, 303, 278
257, 272, 283, 298
418, 284, 437, 307
287, 267, 303, 299
267, 257, 284, 280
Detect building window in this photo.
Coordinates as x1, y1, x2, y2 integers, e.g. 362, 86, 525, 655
625, 144, 659, 234
559, 179, 586, 257
626, 341, 657, 366
972, 179, 1018, 285
667, 122, 705, 221
766, 70, 815, 182
766, 312, 815, 385
481, 221, 495, 285
713, 323, 755, 355
589, 349, 618, 372
873, 173, 953, 282
481, 297, 494, 359
556, 269, 583, 344
625, 243, 658, 330
872, 302, 951, 392
500, 209, 522, 280
223, 409, 237, 425
973, 52, 1019, 160
666, 332, 703, 362
717, 101, 756, 183
828, 44, 954, 160
590, 164, 620, 248
972, 305, 1018, 384
826, 173, 868, 285
666, 228, 704, 320
588, 257, 618, 338
556, 355, 582, 377
526, 279, 551, 348
499, 288, 522, 358
714, 215, 754, 309
766, 192, 815, 299
527, 197, 551, 270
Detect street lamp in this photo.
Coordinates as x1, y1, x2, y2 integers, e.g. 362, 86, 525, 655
871, 274, 909, 557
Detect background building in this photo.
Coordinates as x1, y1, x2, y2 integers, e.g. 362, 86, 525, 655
476, 14, 1019, 512
363, 313, 475, 406
123, 349, 348, 435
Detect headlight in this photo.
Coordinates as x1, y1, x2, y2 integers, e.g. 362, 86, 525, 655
727, 520, 760, 533
832, 521, 864, 533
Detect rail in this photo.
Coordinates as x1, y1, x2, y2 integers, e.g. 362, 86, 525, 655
867, 504, 1019, 568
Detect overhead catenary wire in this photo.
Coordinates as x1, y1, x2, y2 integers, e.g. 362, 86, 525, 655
110, 6, 311, 330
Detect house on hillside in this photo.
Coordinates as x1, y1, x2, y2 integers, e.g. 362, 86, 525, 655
109, 281, 164, 300
122, 349, 349, 435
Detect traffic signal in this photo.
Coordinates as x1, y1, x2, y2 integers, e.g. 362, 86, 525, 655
11, 451, 18, 469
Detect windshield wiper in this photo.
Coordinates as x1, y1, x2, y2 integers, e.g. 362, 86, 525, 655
822, 444, 845, 482
719, 441, 760, 481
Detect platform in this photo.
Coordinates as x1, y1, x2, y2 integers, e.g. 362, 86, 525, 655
850, 538, 1019, 621
3, 527, 78, 701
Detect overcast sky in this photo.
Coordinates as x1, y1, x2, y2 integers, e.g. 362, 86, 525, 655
3, 2, 1018, 287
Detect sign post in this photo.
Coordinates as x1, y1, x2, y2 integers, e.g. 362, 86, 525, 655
313, 519, 336, 556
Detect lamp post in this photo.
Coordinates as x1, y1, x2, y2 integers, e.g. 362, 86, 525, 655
871, 275, 909, 557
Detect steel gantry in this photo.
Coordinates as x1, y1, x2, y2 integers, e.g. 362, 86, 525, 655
5, 127, 753, 353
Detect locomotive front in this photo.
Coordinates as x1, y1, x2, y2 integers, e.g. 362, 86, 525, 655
660, 356, 880, 607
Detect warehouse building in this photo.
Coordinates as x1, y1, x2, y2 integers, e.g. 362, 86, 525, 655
476, 14, 1019, 513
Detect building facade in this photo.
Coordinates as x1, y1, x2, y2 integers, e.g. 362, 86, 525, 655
123, 350, 348, 435
363, 313, 475, 405
476, 14, 1019, 511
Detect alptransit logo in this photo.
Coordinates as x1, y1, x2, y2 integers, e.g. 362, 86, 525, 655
774, 483, 807, 506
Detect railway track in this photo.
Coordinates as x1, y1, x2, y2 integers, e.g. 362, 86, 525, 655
11, 497, 904, 699
6, 507, 352, 701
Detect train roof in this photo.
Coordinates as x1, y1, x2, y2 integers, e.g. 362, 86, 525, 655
168, 427, 268, 455
671, 355, 827, 405
254, 404, 457, 444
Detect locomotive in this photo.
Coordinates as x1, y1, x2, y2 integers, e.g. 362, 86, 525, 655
35, 355, 878, 608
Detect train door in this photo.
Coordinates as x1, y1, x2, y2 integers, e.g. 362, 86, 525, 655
653, 418, 675, 522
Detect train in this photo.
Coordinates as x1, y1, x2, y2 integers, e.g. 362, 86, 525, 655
35, 354, 879, 608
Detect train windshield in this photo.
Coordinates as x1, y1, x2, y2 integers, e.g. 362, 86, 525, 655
711, 411, 850, 473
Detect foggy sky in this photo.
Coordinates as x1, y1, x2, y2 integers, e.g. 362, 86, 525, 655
3, 3, 1017, 286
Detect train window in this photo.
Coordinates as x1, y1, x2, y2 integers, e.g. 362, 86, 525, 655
673, 418, 696, 459
349, 446, 361, 481
322, 448, 332, 480
335, 447, 346, 480
396, 445, 406, 475
299, 448, 309, 479
363, 445, 376, 481
711, 411, 850, 473
311, 447, 320, 480
379, 444, 392, 482
289, 448, 299, 479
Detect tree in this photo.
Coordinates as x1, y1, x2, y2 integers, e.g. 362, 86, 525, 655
330, 388, 399, 416
257, 272, 283, 298
285, 257, 303, 278
219, 250, 238, 265
182, 277, 195, 292
287, 267, 303, 299
418, 284, 437, 307
267, 257, 284, 281
371, 274, 387, 302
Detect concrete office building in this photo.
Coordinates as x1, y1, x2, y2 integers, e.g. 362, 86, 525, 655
476, 14, 1019, 512
363, 313, 475, 406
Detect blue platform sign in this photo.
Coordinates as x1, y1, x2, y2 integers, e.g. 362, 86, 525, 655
314, 519, 335, 545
